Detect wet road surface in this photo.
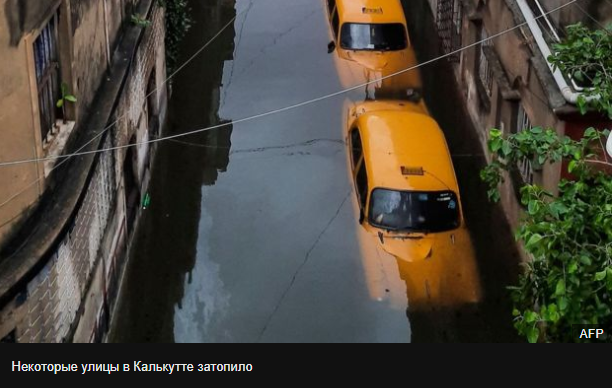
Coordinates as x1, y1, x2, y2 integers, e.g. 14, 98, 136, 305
109, 0, 522, 343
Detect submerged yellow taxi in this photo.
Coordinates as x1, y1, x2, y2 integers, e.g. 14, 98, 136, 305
325, 0, 422, 100
346, 101, 475, 267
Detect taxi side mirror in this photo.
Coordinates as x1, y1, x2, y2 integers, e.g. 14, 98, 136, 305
327, 41, 336, 54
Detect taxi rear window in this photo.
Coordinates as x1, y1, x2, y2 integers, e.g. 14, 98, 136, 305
369, 189, 460, 232
340, 23, 407, 51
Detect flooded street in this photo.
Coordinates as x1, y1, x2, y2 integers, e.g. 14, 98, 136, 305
110, 0, 521, 343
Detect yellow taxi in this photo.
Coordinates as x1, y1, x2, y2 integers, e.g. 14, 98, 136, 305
324, 0, 423, 100
346, 100, 475, 266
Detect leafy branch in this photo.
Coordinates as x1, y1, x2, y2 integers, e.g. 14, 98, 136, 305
549, 23, 612, 117
481, 23, 612, 343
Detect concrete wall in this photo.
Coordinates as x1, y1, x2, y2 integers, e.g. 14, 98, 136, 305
0, 0, 48, 248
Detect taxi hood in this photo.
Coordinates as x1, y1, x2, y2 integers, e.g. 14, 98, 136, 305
376, 229, 468, 263
340, 50, 391, 71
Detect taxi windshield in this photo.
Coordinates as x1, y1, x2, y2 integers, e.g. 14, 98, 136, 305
369, 189, 460, 232
340, 23, 407, 51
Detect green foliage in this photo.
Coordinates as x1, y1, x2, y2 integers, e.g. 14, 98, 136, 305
56, 82, 77, 124
131, 13, 152, 28
482, 23, 612, 342
549, 23, 612, 118
56, 83, 77, 109
157, 0, 192, 74
484, 126, 612, 343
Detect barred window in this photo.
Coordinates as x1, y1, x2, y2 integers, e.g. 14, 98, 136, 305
34, 11, 62, 144
436, 0, 462, 62
515, 105, 534, 185
477, 26, 493, 95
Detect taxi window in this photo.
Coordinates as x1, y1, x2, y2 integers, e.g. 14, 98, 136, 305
327, 0, 336, 15
340, 23, 407, 51
350, 127, 362, 169
332, 10, 340, 37
369, 189, 460, 232
356, 163, 368, 210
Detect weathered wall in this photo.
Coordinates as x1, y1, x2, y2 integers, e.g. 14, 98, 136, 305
0, 0, 45, 249
0, 0, 166, 343
70, 0, 110, 122
425, 0, 598, 249
0, 0, 142, 250
3, 0, 61, 46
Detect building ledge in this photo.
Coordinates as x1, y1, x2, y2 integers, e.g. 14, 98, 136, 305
43, 120, 76, 177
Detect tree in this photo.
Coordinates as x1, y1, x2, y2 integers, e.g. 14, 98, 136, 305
481, 23, 612, 343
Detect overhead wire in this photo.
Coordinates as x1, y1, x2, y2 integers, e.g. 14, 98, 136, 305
0, 8, 245, 210
0, 0, 580, 211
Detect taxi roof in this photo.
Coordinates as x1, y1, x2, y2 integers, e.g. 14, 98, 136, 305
356, 107, 459, 193
336, 0, 408, 24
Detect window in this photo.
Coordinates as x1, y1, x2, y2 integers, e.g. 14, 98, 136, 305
340, 23, 408, 51
350, 127, 362, 169
515, 105, 534, 185
350, 127, 368, 210
327, 0, 340, 37
477, 26, 493, 96
327, 0, 336, 16
356, 162, 368, 210
332, 9, 340, 38
369, 189, 460, 232
34, 10, 62, 144
436, 0, 462, 61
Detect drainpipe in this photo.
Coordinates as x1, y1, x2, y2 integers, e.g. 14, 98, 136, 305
516, 0, 599, 105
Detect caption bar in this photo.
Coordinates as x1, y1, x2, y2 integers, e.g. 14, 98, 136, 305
11, 361, 253, 374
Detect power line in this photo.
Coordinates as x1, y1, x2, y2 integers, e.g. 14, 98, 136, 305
0, 0, 580, 213
0, 9, 243, 210
0, 0, 580, 169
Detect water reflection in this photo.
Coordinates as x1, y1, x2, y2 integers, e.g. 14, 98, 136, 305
109, 0, 236, 343
401, 0, 521, 342
169, 0, 411, 343
174, 190, 231, 343
111, 0, 520, 343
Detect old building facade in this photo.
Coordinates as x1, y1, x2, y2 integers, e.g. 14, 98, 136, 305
0, 0, 167, 342
427, 0, 611, 229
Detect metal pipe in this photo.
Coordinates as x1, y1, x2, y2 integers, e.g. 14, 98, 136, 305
516, 0, 599, 105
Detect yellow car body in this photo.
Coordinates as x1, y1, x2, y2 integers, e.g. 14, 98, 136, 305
324, 0, 423, 100
346, 100, 481, 305
347, 101, 472, 261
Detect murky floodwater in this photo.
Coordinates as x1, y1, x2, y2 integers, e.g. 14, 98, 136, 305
109, 0, 521, 343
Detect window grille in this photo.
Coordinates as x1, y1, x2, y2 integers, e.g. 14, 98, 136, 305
34, 11, 61, 143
